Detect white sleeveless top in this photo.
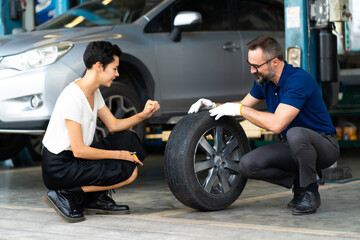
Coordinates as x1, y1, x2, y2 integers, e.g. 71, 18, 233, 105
43, 81, 105, 154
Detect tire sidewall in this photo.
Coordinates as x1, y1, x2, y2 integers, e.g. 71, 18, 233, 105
0, 134, 29, 161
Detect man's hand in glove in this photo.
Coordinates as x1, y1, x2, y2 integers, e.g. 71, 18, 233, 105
209, 102, 243, 120
188, 98, 216, 114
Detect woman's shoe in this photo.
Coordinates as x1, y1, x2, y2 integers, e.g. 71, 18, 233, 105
83, 190, 130, 215
43, 189, 85, 223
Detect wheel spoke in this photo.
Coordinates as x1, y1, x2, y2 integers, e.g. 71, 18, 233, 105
222, 137, 238, 159
199, 136, 215, 156
224, 160, 240, 173
195, 159, 215, 173
204, 168, 218, 192
96, 126, 107, 138
126, 106, 137, 114
107, 97, 114, 111
214, 127, 223, 154
218, 167, 230, 192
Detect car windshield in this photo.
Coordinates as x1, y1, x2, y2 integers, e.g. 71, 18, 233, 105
36, 0, 163, 30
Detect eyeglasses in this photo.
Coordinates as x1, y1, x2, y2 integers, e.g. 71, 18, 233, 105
247, 57, 275, 72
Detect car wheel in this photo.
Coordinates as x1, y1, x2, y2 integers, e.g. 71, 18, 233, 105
95, 82, 145, 142
0, 134, 29, 161
164, 111, 250, 211
27, 135, 44, 162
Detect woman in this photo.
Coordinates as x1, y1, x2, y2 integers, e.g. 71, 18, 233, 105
41, 41, 160, 223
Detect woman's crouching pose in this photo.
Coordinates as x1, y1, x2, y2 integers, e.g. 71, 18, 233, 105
41, 41, 160, 223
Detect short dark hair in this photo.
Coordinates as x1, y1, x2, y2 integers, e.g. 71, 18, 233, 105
246, 36, 284, 61
83, 41, 122, 69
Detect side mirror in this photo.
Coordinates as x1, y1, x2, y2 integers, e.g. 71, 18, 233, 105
170, 11, 202, 42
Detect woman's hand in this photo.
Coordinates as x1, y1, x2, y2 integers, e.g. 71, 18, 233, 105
140, 100, 160, 119
118, 150, 143, 166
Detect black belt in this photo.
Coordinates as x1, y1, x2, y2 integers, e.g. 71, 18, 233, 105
325, 134, 336, 138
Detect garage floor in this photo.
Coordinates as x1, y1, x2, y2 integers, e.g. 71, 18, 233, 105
1, 148, 360, 240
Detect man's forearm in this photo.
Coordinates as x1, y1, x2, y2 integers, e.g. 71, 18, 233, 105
241, 105, 282, 134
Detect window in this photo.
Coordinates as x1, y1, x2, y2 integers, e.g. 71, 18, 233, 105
37, 0, 162, 30
234, 0, 284, 31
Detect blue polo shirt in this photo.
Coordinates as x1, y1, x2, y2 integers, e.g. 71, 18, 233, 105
249, 61, 336, 139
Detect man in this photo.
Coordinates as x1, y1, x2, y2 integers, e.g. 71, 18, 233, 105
188, 36, 339, 215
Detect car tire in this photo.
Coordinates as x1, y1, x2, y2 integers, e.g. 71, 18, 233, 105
0, 134, 29, 161
27, 135, 44, 162
164, 111, 250, 211
95, 82, 145, 142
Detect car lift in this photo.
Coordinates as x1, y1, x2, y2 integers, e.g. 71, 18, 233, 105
284, 0, 352, 182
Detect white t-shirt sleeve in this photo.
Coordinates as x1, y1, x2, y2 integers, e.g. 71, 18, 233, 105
95, 88, 105, 111
61, 87, 83, 124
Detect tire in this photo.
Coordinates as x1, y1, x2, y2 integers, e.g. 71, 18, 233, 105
164, 111, 250, 211
27, 135, 44, 162
0, 134, 29, 161
95, 82, 145, 142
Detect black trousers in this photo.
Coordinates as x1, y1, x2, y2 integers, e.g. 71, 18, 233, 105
42, 131, 147, 190
239, 127, 340, 188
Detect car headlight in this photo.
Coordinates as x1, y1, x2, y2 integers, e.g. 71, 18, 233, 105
0, 42, 73, 71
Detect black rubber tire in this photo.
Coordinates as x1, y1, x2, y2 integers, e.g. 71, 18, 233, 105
164, 111, 250, 211
0, 134, 29, 161
27, 135, 44, 162
95, 82, 145, 142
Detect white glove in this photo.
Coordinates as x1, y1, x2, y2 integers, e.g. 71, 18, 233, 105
209, 102, 243, 120
188, 98, 216, 114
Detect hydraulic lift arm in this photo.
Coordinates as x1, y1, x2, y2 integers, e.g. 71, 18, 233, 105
284, 0, 351, 109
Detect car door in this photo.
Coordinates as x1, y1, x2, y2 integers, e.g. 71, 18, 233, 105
146, 0, 244, 116
232, 0, 285, 93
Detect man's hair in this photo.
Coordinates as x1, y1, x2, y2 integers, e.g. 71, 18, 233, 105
246, 36, 284, 61
83, 41, 122, 69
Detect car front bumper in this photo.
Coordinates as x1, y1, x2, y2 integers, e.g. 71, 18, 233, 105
0, 61, 80, 134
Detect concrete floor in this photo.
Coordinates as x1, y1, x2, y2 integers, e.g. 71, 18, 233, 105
1, 148, 360, 240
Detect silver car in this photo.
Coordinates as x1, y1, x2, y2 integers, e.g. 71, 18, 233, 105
0, 0, 284, 160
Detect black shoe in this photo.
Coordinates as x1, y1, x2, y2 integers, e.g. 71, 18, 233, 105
287, 187, 305, 208
43, 190, 85, 223
292, 190, 321, 215
83, 190, 130, 215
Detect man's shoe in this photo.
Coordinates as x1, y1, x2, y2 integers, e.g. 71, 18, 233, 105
287, 187, 305, 208
43, 190, 85, 223
83, 190, 130, 215
292, 190, 321, 215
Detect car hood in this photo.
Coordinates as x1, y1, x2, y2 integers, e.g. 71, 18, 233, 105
0, 26, 114, 56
